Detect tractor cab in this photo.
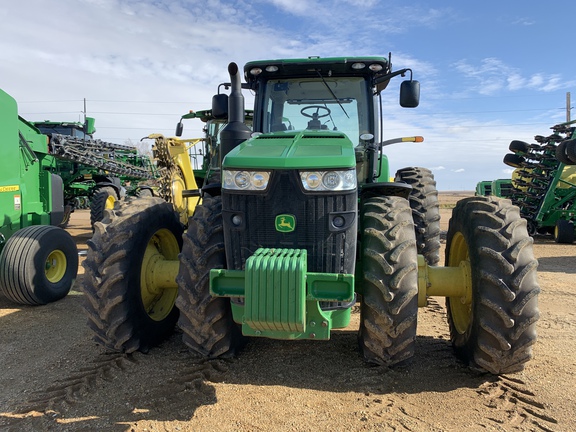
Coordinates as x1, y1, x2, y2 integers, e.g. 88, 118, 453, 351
240, 57, 419, 185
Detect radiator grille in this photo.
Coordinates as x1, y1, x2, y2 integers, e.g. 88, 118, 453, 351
222, 170, 357, 274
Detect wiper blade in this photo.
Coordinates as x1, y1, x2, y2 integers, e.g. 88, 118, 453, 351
316, 70, 349, 119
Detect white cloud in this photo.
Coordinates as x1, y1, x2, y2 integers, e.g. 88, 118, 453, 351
454, 58, 575, 95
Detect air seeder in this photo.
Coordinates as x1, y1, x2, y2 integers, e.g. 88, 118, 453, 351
84, 56, 540, 374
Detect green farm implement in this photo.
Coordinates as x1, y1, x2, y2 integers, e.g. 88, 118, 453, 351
0, 89, 158, 305
33, 119, 157, 227
503, 121, 576, 243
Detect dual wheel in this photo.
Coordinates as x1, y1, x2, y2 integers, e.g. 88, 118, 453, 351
82, 192, 539, 374
358, 195, 539, 374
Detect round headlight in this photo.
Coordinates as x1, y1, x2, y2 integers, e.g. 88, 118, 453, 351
252, 172, 269, 189
351, 62, 366, 70
305, 172, 321, 189
234, 171, 250, 189
265, 65, 278, 72
323, 171, 341, 189
250, 67, 262, 76
369, 64, 383, 72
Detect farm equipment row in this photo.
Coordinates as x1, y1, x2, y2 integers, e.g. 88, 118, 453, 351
491, 120, 576, 243
0, 88, 159, 305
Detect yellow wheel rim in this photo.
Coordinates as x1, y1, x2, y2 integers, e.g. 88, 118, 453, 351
105, 194, 116, 210
170, 170, 188, 225
447, 232, 473, 334
45, 250, 67, 283
140, 229, 180, 321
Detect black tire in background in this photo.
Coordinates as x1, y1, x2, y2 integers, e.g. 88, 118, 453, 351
563, 139, 576, 165
176, 195, 245, 358
509, 140, 530, 154
136, 188, 154, 198
82, 197, 183, 353
358, 196, 419, 367
554, 219, 574, 244
395, 167, 441, 266
0, 225, 78, 305
445, 196, 540, 374
90, 186, 118, 229
503, 153, 526, 168
555, 141, 573, 165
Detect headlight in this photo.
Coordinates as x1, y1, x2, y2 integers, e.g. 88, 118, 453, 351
300, 169, 356, 191
223, 170, 270, 191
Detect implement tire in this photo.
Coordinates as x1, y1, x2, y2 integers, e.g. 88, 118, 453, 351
554, 219, 574, 244
90, 186, 118, 229
82, 197, 183, 353
0, 225, 77, 305
176, 195, 245, 358
445, 196, 540, 374
358, 196, 419, 367
395, 166, 441, 265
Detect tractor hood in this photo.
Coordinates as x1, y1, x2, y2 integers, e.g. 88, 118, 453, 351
222, 130, 356, 170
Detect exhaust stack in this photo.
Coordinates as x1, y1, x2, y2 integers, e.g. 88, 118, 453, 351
220, 62, 252, 162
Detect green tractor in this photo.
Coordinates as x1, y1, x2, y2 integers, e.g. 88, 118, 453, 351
83, 56, 540, 374
0, 89, 78, 305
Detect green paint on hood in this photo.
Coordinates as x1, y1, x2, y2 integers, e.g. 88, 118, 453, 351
223, 130, 356, 170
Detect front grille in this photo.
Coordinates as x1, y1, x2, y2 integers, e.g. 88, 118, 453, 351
222, 170, 357, 274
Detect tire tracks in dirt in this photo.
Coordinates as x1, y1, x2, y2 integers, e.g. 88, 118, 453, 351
0, 343, 232, 431
478, 375, 559, 431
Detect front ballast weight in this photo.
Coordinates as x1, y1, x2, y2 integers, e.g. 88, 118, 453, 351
211, 248, 355, 340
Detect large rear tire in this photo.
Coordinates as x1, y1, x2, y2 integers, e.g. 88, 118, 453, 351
176, 195, 245, 358
445, 196, 540, 374
82, 197, 183, 353
358, 196, 419, 367
0, 225, 78, 305
395, 167, 441, 265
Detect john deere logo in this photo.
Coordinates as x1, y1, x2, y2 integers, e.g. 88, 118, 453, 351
275, 214, 296, 232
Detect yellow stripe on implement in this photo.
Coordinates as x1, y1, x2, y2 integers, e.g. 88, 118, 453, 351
0, 185, 20, 193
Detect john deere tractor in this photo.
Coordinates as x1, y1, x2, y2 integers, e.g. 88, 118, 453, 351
83, 56, 540, 374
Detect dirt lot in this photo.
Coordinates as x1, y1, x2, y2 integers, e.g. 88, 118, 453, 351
1, 192, 575, 431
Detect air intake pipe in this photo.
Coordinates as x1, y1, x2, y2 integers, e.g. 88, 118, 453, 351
220, 62, 252, 162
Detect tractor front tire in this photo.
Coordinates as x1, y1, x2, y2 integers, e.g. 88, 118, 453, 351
445, 196, 540, 374
176, 195, 245, 358
0, 225, 78, 305
82, 197, 183, 353
358, 196, 419, 367
395, 167, 441, 265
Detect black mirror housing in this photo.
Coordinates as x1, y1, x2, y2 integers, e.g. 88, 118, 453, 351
212, 93, 229, 119
175, 121, 184, 137
400, 80, 420, 108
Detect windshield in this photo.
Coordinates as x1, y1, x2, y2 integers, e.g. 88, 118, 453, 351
261, 76, 370, 144
35, 124, 88, 139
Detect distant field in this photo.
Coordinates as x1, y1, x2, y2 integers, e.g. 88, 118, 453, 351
438, 191, 474, 208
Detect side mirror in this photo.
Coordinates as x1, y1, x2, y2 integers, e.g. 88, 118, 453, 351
212, 93, 229, 119
175, 121, 184, 137
84, 117, 96, 135
400, 80, 420, 108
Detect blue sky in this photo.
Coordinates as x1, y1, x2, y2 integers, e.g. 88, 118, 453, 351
1, 0, 574, 190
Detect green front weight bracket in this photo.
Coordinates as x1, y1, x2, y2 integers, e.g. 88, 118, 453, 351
210, 248, 354, 340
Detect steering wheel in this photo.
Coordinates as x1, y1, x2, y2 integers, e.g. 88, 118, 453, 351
300, 105, 331, 119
